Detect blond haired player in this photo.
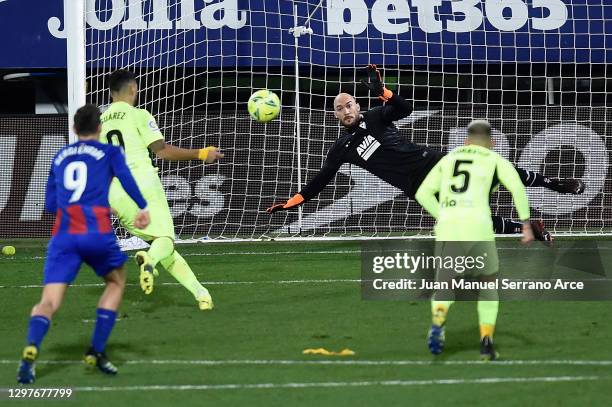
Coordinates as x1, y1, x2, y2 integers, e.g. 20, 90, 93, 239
416, 119, 534, 360
100, 70, 223, 310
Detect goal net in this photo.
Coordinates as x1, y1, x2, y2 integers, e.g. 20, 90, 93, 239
83, 0, 612, 241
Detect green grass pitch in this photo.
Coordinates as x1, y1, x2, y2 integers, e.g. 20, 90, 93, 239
1, 239, 611, 406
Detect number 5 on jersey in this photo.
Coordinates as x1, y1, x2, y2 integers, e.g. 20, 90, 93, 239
451, 159, 472, 193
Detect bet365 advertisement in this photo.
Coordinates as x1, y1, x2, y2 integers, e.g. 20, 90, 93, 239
1, 0, 610, 68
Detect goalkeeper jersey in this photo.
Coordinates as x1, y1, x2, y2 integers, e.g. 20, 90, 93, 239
415, 144, 530, 241
298, 93, 444, 201
100, 101, 163, 172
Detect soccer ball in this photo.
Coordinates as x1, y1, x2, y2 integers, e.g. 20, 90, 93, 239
247, 89, 281, 122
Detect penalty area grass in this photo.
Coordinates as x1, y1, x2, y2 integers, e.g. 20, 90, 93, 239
0, 239, 611, 406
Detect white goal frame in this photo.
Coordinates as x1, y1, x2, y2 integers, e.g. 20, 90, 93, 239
67, 1, 611, 243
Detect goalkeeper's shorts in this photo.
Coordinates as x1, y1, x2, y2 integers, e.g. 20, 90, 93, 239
109, 168, 175, 241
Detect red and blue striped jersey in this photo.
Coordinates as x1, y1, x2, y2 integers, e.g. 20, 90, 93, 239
45, 139, 147, 235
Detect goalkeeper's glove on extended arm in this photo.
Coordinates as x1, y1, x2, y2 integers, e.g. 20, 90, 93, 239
360, 64, 393, 102
266, 194, 304, 214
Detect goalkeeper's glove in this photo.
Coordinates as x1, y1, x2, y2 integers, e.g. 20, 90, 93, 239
266, 194, 304, 214
198, 146, 224, 163
360, 64, 393, 102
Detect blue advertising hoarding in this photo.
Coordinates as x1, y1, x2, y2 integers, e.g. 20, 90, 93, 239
0, 0, 610, 69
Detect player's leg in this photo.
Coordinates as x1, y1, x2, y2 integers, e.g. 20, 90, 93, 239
136, 235, 174, 295
138, 184, 197, 300
84, 267, 125, 375
478, 274, 500, 361
129, 188, 212, 309
428, 241, 456, 355
17, 283, 68, 384
477, 242, 500, 361
514, 166, 585, 195
134, 223, 214, 309
109, 178, 163, 294
136, 239, 213, 309
428, 299, 453, 355
17, 237, 81, 384
110, 174, 213, 307
158, 250, 213, 310
82, 234, 129, 375
491, 216, 553, 244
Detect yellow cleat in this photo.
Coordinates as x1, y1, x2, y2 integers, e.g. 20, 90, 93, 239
197, 293, 214, 311
135, 251, 158, 295
22, 345, 38, 362
17, 346, 38, 384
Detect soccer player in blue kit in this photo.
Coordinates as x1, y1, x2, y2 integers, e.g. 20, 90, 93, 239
17, 104, 150, 384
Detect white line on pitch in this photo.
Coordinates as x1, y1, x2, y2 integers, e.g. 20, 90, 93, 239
0, 279, 361, 289
5, 276, 612, 289
7, 244, 596, 262
1, 359, 611, 366
2, 249, 361, 261
56, 376, 609, 392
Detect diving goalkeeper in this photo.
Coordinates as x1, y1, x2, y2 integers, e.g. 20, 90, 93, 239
100, 70, 223, 311
267, 65, 585, 241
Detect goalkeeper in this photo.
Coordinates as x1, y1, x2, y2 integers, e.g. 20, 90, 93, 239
267, 65, 585, 241
101, 70, 223, 311
415, 119, 534, 360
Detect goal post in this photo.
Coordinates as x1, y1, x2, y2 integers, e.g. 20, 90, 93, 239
66, 0, 87, 144
72, 0, 611, 242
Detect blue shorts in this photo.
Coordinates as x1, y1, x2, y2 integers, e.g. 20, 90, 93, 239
43, 233, 128, 285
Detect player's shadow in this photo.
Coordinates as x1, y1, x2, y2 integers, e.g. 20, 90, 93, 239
430, 326, 533, 360
431, 326, 481, 359
137, 288, 195, 313
40, 340, 143, 379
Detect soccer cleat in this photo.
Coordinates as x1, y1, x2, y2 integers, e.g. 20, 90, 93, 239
84, 347, 118, 375
480, 335, 499, 361
553, 178, 586, 195
135, 251, 158, 295
16, 345, 38, 384
530, 220, 553, 246
197, 291, 214, 311
427, 324, 445, 355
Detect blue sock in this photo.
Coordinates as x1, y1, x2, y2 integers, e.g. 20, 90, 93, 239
26, 316, 50, 348
91, 308, 117, 353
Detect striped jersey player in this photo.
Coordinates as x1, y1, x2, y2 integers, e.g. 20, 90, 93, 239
17, 104, 150, 384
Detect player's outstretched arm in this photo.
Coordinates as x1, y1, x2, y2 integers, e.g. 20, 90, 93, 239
360, 64, 413, 122
266, 166, 337, 214
267, 160, 342, 213
267, 193, 305, 214
414, 161, 442, 219
149, 140, 224, 163
44, 167, 58, 213
267, 142, 344, 213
